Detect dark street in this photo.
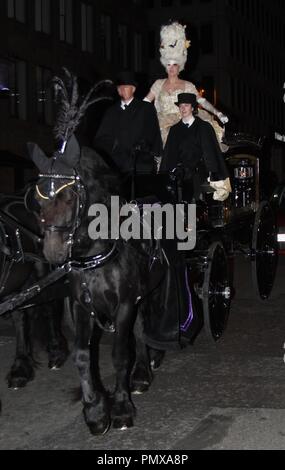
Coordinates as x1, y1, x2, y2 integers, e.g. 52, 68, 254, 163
1, 256, 285, 450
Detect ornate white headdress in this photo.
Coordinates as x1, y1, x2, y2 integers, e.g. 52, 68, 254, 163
159, 21, 191, 72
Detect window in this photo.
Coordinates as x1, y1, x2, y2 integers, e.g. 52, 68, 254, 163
36, 66, 53, 125
81, 3, 93, 52
7, 0, 26, 22
59, 0, 73, 44
99, 15, 112, 61
35, 0, 50, 34
134, 32, 143, 72
9, 59, 27, 120
118, 24, 128, 68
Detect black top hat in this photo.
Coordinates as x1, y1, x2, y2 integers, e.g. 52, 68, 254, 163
116, 71, 137, 87
175, 93, 197, 107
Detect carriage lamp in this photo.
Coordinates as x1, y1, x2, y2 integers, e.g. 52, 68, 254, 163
232, 159, 255, 209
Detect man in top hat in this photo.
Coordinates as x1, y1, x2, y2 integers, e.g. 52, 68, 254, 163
160, 93, 231, 201
94, 71, 162, 174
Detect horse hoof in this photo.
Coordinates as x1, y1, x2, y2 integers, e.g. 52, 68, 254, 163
49, 364, 61, 371
7, 358, 35, 389
7, 376, 30, 389
48, 354, 67, 370
83, 406, 111, 436
88, 418, 111, 436
131, 381, 150, 395
113, 416, 133, 430
118, 425, 128, 431
150, 351, 165, 371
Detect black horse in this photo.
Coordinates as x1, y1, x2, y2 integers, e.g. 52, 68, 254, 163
28, 134, 167, 434
0, 192, 69, 388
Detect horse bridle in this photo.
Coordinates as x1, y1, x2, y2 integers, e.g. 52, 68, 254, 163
36, 172, 87, 256
35, 172, 119, 270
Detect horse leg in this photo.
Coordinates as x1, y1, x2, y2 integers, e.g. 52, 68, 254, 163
111, 303, 136, 430
7, 308, 35, 389
46, 299, 69, 370
148, 347, 166, 371
131, 305, 153, 394
72, 301, 110, 435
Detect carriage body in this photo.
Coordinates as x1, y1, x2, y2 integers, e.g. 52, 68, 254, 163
185, 133, 278, 340
130, 132, 278, 342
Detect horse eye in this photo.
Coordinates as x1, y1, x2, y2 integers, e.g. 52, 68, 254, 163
65, 197, 74, 204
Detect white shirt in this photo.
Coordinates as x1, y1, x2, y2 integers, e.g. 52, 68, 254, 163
121, 98, 134, 109
182, 116, 195, 127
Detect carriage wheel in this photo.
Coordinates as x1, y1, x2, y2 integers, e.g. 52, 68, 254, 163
201, 241, 232, 342
251, 201, 278, 300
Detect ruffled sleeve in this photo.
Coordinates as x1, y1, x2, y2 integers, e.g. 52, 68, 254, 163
185, 81, 201, 98
150, 79, 164, 98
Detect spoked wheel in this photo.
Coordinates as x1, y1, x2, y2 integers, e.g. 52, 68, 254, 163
201, 241, 232, 342
251, 201, 278, 300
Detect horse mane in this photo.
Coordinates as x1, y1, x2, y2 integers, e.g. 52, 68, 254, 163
76, 147, 122, 205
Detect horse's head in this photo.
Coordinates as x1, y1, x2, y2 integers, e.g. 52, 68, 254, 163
28, 136, 86, 264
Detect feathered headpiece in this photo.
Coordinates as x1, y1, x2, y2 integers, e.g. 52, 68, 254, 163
52, 68, 112, 153
159, 21, 190, 72
27, 68, 113, 189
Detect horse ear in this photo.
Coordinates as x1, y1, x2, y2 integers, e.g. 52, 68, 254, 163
60, 134, 81, 168
27, 142, 51, 173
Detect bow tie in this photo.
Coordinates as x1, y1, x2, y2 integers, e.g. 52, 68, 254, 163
183, 122, 190, 128
121, 103, 128, 110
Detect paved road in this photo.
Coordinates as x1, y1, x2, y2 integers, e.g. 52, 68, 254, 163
0, 257, 285, 450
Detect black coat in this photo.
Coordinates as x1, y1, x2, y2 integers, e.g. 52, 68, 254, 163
160, 117, 229, 186
94, 98, 162, 173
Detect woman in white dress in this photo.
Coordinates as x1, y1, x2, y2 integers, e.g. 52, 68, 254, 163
144, 22, 228, 148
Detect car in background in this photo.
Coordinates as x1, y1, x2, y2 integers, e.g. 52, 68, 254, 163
270, 182, 285, 255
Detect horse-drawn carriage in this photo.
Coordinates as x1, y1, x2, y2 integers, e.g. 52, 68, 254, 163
130, 131, 278, 342
0, 71, 279, 434
190, 132, 278, 340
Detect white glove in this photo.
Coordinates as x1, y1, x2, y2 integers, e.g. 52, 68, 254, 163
208, 177, 232, 202
217, 112, 229, 125
212, 188, 229, 201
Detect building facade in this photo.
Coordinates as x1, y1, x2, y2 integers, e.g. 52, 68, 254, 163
0, 0, 285, 190
0, 0, 148, 191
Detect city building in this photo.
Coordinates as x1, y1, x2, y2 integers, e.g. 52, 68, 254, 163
0, 0, 148, 191
0, 0, 284, 190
